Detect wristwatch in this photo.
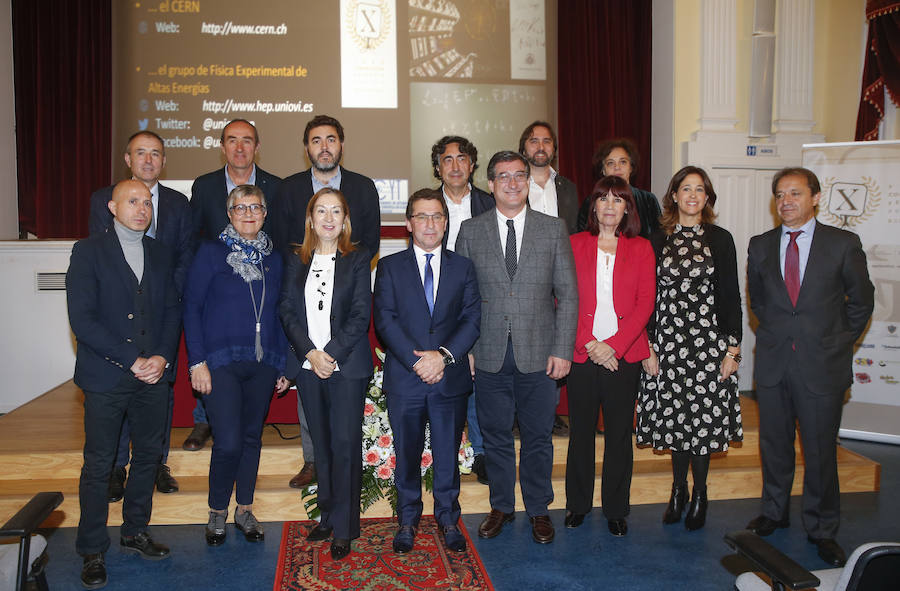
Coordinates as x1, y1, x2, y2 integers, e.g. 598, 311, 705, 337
438, 346, 455, 366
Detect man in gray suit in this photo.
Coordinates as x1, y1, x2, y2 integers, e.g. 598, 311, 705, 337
456, 151, 578, 544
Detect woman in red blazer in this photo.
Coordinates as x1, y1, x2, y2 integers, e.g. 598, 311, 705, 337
564, 175, 656, 537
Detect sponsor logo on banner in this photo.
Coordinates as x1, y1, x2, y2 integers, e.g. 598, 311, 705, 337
819, 177, 881, 229
346, 0, 390, 51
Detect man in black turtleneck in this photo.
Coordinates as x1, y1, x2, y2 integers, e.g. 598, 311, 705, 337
68, 180, 182, 589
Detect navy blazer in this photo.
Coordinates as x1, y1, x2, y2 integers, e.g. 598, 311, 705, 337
279, 248, 374, 380
67, 231, 181, 392
747, 221, 873, 394
439, 184, 495, 250
190, 165, 282, 242
374, 247, 481, 398
272, 167, 381, 258
88, 183, 193, 296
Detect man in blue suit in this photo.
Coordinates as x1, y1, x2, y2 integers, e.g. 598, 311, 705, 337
183, 118, 283, 455
88, 130, 193, 498
374, 189, 481, 555
69, 180, 182, 588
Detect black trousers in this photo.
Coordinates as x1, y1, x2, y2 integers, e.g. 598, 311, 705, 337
296, 369, 367, 540
76, 374, 167, 555
565, 359, 640, 519
757, 349, 843, 539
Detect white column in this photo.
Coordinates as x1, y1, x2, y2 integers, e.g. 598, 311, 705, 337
699, 0, 738, 130
774, 0, 815, 132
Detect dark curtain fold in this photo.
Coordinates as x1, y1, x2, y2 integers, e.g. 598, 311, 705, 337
13, 0, 111, 238
557, 0, 653, 201
855, 0, 900, 141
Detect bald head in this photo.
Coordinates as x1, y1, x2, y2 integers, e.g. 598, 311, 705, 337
108, 180, 152, 232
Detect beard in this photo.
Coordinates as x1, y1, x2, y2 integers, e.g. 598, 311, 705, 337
309, 147, 342, 173
526, 149, 553, 168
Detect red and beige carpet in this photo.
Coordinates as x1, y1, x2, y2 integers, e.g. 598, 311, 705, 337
275, 517, 493, 590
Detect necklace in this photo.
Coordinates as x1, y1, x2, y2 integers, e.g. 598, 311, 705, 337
248, 262, 266, 362
311, 252, 336, 311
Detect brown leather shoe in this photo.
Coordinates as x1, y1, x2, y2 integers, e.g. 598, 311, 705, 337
530, 515, 555, 544
289, 463, 316, 489
182, 423, 211, 451
478, 509, 514, 538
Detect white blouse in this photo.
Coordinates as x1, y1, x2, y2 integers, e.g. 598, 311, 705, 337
592, 251, 618, 342
303, 253, 339, 371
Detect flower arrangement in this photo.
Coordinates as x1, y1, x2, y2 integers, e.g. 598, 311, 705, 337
301, 349, 474, 518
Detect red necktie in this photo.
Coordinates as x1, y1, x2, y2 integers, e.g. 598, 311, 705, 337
784, 230, 802, 307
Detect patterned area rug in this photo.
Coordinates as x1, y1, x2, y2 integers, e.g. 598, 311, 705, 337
274, 517, 494, 590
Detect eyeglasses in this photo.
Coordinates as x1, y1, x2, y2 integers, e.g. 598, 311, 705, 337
409, 213, 446, 223
494, 172, 528, 185
229, 203, 266, 215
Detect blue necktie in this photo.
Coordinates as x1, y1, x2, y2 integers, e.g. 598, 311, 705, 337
424, 253, 434, 315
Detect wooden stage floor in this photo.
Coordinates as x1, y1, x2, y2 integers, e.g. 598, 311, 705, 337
0, 380, 881, 527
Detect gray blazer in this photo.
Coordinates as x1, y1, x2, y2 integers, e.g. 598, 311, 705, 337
456, 208, 578, 374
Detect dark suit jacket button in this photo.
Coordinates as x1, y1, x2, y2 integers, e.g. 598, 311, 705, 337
127, 313, 134, 319
126, 338, 133, 343
137, 289, 143, 295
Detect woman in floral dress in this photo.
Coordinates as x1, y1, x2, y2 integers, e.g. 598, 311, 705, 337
637, 166, 743, 531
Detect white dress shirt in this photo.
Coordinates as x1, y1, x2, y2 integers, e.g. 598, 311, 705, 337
443, 185, 472, 251
592, 251, 618, 341
303, 252, 339, 371
412, 243, 441, 303
528, 168, 559, 218
496, 207, 526, 264
779, 216, 817, 283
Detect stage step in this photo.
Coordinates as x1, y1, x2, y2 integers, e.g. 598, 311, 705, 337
0, 381, 881, 527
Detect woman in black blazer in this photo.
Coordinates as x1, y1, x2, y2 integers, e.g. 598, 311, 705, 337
279, 187, 373, 561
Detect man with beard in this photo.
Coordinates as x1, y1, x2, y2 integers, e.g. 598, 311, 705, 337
272, 115, 380, 257
273, 115, 381, 490
518, 121, 578, 235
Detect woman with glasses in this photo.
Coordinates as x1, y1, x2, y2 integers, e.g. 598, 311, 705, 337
183, 184, 289, 546
279, 187, 372, 561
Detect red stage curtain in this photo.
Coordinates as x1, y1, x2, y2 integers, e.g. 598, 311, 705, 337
855, 0, 900, 141
557, 0, 653, 198
12, 0, 111, 239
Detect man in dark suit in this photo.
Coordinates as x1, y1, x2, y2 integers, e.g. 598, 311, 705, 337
272, 114, 381, 489
69, 180, 182, 589
182, 118, 283, 456
431, 135, 494, 485
88, 130, 192, 498
374, 189, 481, 555
456, 151, 578, 544
518, 121, 578, 234
746, 167, 874, 567
271, 114, 381, 257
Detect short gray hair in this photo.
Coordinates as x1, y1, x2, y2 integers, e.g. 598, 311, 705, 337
226, 184, 267, 211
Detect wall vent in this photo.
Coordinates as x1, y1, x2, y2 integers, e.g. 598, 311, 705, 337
36, 272, 67, 292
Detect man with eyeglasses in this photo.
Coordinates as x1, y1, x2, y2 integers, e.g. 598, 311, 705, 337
456, 151, 577, 544
374, 188, 481, 555
518, 121, 578, 235
272, 114, 381, 490
88, 130, 193, 501
431, 135, 494, 485
182, 118, 282, 454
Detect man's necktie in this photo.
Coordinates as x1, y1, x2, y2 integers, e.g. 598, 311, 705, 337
424, 253, 434, 314
147, 205, 157, 239
505, 219, 517, 280
785, 230, 802, 307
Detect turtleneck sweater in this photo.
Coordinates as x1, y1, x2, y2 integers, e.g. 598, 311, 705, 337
114, 219, 145, 282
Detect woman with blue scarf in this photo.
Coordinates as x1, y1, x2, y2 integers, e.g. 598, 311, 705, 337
183, 184, 289, 546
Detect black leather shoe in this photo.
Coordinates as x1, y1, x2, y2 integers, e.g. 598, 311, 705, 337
684, 488, 708, 531
155, 464, 179, 493
393, 525, 416, 554
746, 514, 790, 537
107, 467, 126, 503
564, 511, 585, 528
441, 524, 467, 553
120, 531, 170, 560
205, 510, 226, 546
608, 518, 628, 537
478, 509, 515, 538
530, 515, 555, 544
472, 454, 489, 485
330, 538, 351, 560
80, 553, 107, 589
182, 422, 212, 451
808, 536, 846, 567
662, 481, 688, 524
306, 523, 333, 541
